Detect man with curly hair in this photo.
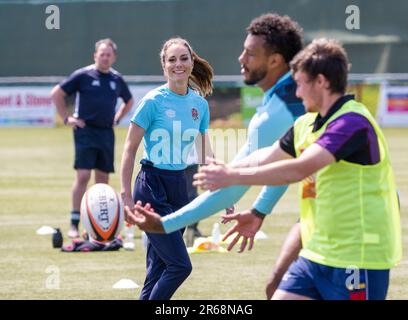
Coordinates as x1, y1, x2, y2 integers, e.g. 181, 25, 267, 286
193, 39, 402, 300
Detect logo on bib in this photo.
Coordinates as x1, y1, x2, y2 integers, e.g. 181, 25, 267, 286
299, 148, 316, 199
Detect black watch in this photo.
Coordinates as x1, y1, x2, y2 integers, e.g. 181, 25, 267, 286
251, 208, 266, 220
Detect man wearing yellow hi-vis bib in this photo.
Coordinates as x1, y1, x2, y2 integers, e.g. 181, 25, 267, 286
193, 38, 402, 300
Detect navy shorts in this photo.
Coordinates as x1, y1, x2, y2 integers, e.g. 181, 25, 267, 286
73, 125, 114, 173
278, 256, 390, 300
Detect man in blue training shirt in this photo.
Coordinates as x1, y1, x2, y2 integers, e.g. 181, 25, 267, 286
51, 38, 133, 239
126, 14, 305, 297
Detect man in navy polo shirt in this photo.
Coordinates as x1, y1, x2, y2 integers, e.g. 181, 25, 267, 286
51, 38, 133, 238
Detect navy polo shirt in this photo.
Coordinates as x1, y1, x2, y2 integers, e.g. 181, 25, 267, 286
60, 65, 132, 128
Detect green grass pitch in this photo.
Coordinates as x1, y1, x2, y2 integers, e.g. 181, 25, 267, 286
0, 127, 407, 299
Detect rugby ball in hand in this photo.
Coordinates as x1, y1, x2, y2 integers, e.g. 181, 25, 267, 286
80, 183, 124, 242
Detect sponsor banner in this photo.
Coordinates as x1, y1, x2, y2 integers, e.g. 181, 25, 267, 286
377, 84, 408, 127
0, 87, 55, 127
0, 85, 156, 128
387, 93, 408, 112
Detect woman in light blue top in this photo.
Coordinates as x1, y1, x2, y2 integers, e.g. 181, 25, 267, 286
120, 37, 214, 300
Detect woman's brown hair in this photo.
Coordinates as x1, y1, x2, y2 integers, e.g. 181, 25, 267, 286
160, 37, 214, 97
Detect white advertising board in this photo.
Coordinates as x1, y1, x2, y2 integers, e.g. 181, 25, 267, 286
0, 87, 55, 127
377, 84, 408, 127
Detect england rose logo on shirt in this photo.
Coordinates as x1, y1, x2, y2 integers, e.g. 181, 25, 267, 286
192, 108, 199, 121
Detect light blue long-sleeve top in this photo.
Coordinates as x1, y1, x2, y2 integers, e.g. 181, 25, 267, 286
162, 72, 305, 233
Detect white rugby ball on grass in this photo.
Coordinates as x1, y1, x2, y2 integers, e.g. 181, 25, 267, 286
80, 183, 124, 242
